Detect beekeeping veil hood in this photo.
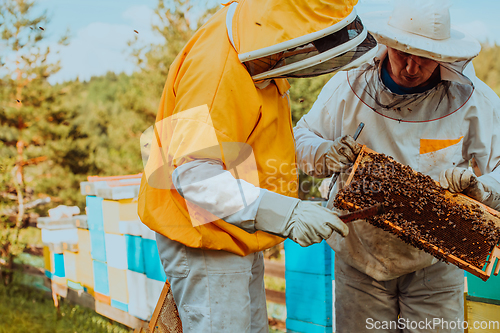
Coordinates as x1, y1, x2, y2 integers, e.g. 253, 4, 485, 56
225, 0, 377, 81
346, 0, 482, 122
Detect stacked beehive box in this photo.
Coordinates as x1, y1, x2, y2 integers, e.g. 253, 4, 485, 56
38, 215, 84, 287
285, 202, 335, 333
285, 238, 333, 333
82, 174, 166, 321
40, 173, 167, 325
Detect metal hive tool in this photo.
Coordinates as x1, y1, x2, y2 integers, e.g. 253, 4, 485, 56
334, 146, 500, 281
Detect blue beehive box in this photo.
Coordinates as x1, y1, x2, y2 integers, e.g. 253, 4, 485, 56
89, 229, 106, 262
126, 235, 145, 274
111, 299, 129, 312
93, 260, 110, 296
86, 196, 104, 231
287, 319, 335, 333
53, 253, 65, 278
142, 239, 166, 282
467, 272, 500, 303
286, 239, 332, 275
285, 239, 333, 332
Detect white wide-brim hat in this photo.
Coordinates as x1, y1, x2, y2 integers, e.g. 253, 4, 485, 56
361, 0, 481, 63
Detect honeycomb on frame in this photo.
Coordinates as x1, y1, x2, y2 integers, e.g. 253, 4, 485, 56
334, 146, 500, 281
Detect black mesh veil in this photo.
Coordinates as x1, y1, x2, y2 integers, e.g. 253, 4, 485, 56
347, 54, 475, 122
243, 17, 378, 80
286, 34, 377, 78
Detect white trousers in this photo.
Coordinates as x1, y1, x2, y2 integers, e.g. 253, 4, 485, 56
156, 234, 268, 333
334, 256, 465, 333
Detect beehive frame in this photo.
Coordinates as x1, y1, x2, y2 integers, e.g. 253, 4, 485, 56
337, 145, 500, 281
147, 280, 183, 333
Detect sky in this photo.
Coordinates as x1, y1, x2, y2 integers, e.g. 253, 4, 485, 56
31, 0, 500, 84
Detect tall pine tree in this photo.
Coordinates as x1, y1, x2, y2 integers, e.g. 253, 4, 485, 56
0, 0, 68, 283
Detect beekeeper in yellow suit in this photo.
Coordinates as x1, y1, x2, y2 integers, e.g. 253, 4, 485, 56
138, 0, 377, 331
294, 0, 500, 332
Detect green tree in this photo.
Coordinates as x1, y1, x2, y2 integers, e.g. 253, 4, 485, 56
128, 0, 218, 121
289, 75, 334, 126
59, 73, 150, 180
0, 0, 68, 284
473, 43, 500, 95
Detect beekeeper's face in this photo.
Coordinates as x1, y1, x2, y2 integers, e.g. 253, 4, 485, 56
386, 47, 440, 88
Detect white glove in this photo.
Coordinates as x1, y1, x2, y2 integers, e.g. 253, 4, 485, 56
315, 135, 361, 175
439, 167, 500, 210
255, 191, 348, 247
440, 167, 486, 201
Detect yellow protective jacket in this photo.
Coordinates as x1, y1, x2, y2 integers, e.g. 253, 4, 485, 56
138, 0, 357, 256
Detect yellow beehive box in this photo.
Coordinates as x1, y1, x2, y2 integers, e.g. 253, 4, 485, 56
108, 266, 129, 305
63, 251, 78, 282
102, 199, 139, 235
77, 228, 92, 254
76, 251, 94, 290
467, 300, 500, 332
43, 246, 51, 272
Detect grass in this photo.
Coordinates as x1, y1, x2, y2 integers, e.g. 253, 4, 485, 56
0, 273, 285, 333
0, 274, 132, 333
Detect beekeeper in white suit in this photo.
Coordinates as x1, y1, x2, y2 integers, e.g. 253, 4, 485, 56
294, 0, 500, 332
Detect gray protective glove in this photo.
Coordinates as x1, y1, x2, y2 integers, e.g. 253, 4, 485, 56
439, 167, 500, 210
255, 191, 349, 247
315, 135, 361, 175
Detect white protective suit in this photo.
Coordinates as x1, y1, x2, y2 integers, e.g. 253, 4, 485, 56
295, 46, 500, 281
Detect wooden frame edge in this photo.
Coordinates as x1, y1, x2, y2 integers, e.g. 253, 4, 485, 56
149, 281, 172, 332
